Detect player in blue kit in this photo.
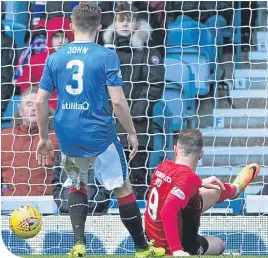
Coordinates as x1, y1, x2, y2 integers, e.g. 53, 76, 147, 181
35, 2, 165, 258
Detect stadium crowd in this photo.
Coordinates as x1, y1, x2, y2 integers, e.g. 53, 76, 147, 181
1, 1, 168, 206
1, 1, 266, 216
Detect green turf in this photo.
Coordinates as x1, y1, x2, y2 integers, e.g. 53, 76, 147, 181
21, 256, 132, 258
21, 254, 267, 258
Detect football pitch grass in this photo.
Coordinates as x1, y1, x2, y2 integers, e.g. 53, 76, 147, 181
21, 254, 268, 258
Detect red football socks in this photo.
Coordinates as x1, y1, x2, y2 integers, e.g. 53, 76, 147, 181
217, 183, 238, 203
69, 187, 88, 196
118, 192, 148, 250
118, 192, 136, 206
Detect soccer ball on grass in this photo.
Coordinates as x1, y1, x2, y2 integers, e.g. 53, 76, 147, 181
10, 206, 42, 239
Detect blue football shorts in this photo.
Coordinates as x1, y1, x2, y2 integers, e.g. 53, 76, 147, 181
61, 138, 128, 191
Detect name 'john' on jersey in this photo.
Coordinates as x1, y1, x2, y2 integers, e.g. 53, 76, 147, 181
39, 41, 123, 157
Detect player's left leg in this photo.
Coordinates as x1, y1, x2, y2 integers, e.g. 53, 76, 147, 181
183, 235, 224, 255
200, 163, 260, 212
203, 236, 225, 255
93, 139, 165, 258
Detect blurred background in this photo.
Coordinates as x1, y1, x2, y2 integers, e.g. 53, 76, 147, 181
1, 1, 268, 255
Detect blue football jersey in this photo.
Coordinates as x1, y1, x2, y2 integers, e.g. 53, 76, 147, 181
39, 41, 123, 157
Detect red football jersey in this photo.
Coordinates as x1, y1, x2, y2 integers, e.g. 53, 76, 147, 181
144, 160, 202, 254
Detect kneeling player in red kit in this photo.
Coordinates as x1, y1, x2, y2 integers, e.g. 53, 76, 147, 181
144, 129, 260, 256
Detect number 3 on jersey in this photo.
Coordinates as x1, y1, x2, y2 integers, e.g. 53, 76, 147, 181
66, 60, 84, 95
148, 187, 159, 220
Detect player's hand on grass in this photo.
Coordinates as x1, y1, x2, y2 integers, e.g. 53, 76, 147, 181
173, 250, 190, 256
127, 132, 139, 160
201, 176, 225, 191
36, 139, 55, 166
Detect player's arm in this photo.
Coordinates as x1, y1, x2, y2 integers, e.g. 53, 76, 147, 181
160, 174, 202, 256
108, 86, 138, 159
36, 56, 54, 140
106, 51, 138, 159
108, 86, 136, 135
105, 51, 135, 134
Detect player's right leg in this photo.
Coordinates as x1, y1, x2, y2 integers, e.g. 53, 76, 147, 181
61, 153, 91, 257
230, 163, 260, 199
94, 139, 165, 257
200, 183, 238, 212
199, 188, 221, 212
200, 163, 260, 212
114, 180, 165, 258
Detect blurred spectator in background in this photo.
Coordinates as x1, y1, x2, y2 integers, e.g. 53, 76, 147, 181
99, 1, 165, 57
52, 154, 111, 215
132, 1, 166, 57
16, 17, 74, 110
1, 87, 59, 196
14, 20, 47, 81
103, 5, 164, 199
1, 2, 17, 116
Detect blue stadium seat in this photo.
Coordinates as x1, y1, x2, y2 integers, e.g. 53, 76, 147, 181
166, 15, 218, 96
167, 15, 216, 63
149, 100, 174, 169
2, 20, 26, 49
165, 58, 196, 127
205, 15, 231, 43
43, 231, 106, 255
163, 83, 184, 130
2, 95, 21, 129
1, 230, 32, 255
205, 15, 233, 60
149, 57, 197, 168
3, 1, 29, 28
166, 49, 211, 96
